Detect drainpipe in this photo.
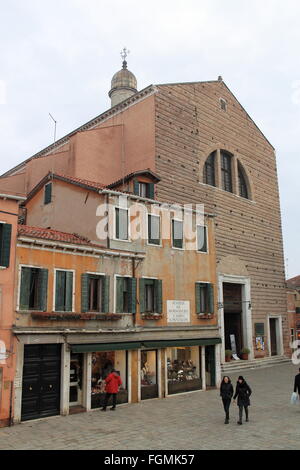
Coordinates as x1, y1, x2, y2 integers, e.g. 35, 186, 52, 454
9, 381, 13, 426
132, 258, 137, 328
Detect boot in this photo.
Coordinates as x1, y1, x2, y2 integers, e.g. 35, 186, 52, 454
245, 408, 249, 422
225, 418, 229, 424
237, 421, 242, 425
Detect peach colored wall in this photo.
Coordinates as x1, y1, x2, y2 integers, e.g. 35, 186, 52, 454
0, 198, 19, 426
0, 173, 26, 196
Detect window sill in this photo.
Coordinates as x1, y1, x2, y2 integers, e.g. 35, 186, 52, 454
141, 313, 163, 320
196, 313, 214, 319
31, 312, 123, 321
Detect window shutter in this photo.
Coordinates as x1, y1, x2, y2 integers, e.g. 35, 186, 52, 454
139, 278, 146, 313
44, 183, 52, 204
19, 267, 31, 310
116, 277, 124, 313
195, 283, 201, 314
38, 269, 48, 311
81, 273, 90, 312
128, 277, 137, 314
147, 183, 155, 199
133, 180, 139, 195
154, 279, 163, 313
65, 271, 73, 312
55, 271, 65, 311
101, 275, 110, 313
115, 208, 120, 239
208, 284, 214, 313
0, 223, 12, 268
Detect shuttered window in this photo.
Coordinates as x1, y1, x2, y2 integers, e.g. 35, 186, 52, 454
0, 223, 12, 268
44, 183, 52, 205
197, 225, 208, 253
195, 283, 214, 314
19, 267, 48, 311
172, 219, 183, 249
55, 270, 73, 312
116, 276, 136, 313
115, 208, 128, 240
204, 152, 216, 186
133, 180, 155, 199
221, 152, 233, 193
81, 273, 110, 313
148, 214, 161, 245
139, 278, 163, 314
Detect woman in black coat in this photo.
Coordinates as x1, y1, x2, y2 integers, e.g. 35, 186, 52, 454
220, 376, 234, 424
233, 376, 252, 425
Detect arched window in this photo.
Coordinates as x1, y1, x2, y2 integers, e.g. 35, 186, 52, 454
203, 151, 216, 186
220, 151, 233, 193
238, 162, 249, 199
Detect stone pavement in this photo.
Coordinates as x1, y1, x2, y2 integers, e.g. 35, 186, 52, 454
0, 363, 299, 450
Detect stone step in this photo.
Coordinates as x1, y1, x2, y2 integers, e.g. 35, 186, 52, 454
221, 355, 291, 373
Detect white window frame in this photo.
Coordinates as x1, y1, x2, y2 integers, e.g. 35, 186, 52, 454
196, 224, 209, 254
53, 268, 76, 313
195, 280, 211, 315
17, 264, 46, 311
113, 273, 132, 314
113, 206, 130, 243
171, 218, 184, 250
147, 213, 162, 247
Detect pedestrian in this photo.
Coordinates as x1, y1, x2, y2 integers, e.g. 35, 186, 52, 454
233, 376, 252, 425
294, 367, 300, 397
100, 369, 122, 411
220, 376, 234, 424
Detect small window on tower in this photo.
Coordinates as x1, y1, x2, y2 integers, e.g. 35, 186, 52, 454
220, 98, 227, 112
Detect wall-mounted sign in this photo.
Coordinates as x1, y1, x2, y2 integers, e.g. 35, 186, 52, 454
167, 301, 190, 323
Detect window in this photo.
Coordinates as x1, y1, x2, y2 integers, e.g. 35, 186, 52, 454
19, 267, 48, 311
55, 270, 73, 312
172, 219, 183, 249
148, 214, 161, 246
203, 152, 216, 187
0, 223, 12, 268
81, 274, 110, 313
133, 180, 155, 199
44, 183, 52, 205
167, 346, 201, 394
115, 207, 128, 240
195, 283, 214, 314
197, 225, 208, 253
221, 151, 233, 193
116, 276, 136, 313
238, 163, 249, 199
140, 278, 163, 314
220, 98, 227, 111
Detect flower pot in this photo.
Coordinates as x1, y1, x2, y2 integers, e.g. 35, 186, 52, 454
241, 353, 249, 360
225, 356, 231, 362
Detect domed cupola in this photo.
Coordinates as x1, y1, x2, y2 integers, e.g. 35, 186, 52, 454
109, 48, 138, 107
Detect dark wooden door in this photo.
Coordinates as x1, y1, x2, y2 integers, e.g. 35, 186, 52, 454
21, 344, 61, 421
270, 319, 278, 356
205, 345, 216, 387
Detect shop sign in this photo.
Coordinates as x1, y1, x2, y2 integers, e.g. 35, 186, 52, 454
167, 300, 190, 323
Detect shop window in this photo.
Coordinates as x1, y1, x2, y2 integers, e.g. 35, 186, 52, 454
141, 350, 158, 400
139, 278, 163, 314
172, 219, 183, 249
81, 274, 110, 313
133, 180, 155, 199
0, 223, 12, 268
55, 270, 73, 312
91, 351, 128, 409
197, 225, 208, 253
44, 182, 52, 205
167, 346, 201, 395
115, 207, 128, 240
195, 283, 214, 314
116, 276, 136, 313
148, 214, 161, 245
69, 353, 83, 405
19, 267, 48, 311
203, 152, 216, 187
221, 151, 233, 193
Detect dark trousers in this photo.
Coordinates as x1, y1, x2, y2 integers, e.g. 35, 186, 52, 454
103, 393, 117, 409
222, 398, 231, 419
239, 405, 249, 422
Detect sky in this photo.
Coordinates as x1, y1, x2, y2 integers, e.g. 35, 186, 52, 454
0, 0, 299, 277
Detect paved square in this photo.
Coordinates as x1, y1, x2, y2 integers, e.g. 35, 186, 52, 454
0, 363, 299, 450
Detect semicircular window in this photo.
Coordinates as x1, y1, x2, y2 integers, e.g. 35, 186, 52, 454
238, 162, 249, 199
203, 151, 216, 187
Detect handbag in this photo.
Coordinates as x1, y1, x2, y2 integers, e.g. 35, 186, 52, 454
290, 392, 299, 405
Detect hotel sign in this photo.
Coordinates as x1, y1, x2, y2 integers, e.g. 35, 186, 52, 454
167, 300, 190, 323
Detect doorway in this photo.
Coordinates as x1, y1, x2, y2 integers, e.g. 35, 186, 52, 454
141, 350, 158, 400
223, 283, 243, 356
269, 318, 279, 356
69, 353, 83, 408
205, 346, 216, 388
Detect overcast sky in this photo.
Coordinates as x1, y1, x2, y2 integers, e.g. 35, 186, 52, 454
0, 0, 299, 277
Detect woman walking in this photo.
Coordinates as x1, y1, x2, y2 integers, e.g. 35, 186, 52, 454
220, 376, 234, 424
233, 376, 252, 425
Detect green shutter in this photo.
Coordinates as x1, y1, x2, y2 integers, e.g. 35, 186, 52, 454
208, 283, 214, 313
44, 183, 52, 204
154, 279, 163, 313
116, 277, 124, 313
115, 208, 120, 239
37, 269, 48, 311
19, 267, 31, 310
133, 180, 139, 195
195, 283, 201, 314
101, 275, 110, 313
65, 271, 73, 312
128, 278, 137, 314
139, 278, 146, 313
0, 223, 12, 268
81, 273, 90, 312
172, 220, 183, 249
147, 183, 155, 199
55, 271, 65, 311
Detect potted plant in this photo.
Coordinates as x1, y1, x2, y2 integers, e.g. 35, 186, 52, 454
225, 350, 232, 362
241, 348, 250, 360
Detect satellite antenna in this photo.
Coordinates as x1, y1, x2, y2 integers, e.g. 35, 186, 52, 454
49, 113, 57, 143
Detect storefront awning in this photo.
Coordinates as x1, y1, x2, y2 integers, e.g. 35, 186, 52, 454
70, 338, 221, 353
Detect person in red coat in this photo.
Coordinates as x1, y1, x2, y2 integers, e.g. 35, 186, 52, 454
101, 369, 122, 411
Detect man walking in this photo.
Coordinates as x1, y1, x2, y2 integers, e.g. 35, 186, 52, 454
101, 369, 122, 411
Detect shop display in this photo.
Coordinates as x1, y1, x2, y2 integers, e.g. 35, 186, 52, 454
167, 347, 202, 395
140, 350, 158, 400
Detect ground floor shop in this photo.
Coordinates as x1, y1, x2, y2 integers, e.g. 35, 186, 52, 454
13, 333, 221, 423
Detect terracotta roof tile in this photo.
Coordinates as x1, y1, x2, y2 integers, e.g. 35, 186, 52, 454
287, 275, 300, 289
18, 225, 92, 245
53, 173, 106, 190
